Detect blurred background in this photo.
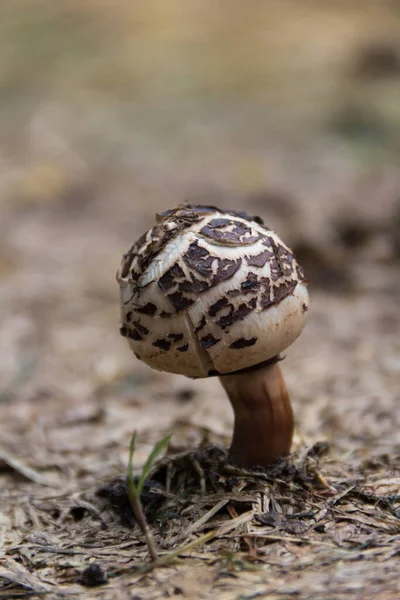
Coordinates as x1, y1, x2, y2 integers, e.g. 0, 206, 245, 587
1, 0, 399, 472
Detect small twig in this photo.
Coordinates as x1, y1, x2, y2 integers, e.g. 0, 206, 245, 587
190, 456, 206, 494
152, 509, 255, 570
176, 497, 229, 542
227, 503, 257, 556
314, 470, 337, 493
241, 532, 337, 548
0, 448, 55, 487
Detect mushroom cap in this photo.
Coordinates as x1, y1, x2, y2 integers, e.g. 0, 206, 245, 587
117, 205, 309, 378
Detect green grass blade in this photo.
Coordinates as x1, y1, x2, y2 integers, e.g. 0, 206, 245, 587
136, 433, 171, 496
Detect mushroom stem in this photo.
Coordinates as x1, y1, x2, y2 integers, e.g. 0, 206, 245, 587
219, 362, 294, 467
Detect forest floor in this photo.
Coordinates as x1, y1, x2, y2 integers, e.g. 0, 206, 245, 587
0, 2, 400, 598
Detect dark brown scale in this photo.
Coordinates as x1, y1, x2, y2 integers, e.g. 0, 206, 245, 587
260, 293, 271, 309
200, 226, 240, 243
200, 334, 221, 349
177, 344, 189, 352
276, 245, 295, 277
273, 280, 297, 303
128, 329, 143, 341
246, 248, 274, 267
240, 272, 260, 294
207, 218, 233, 228
216, 301, 256, 329
228, 209, 265, 226
158, 263, 185, 293
232, 222, 252, 236
167, 292, 195, 312
183, 242, 215, 277
261, 280, 297, 308
119, 246, 137, 279
134, 302, 157, 316
184, 241, 241, 286
259, 276, 271, 308
260, 276, 272, 294
215, 304, 234, 329
268, 238, 296, 280
129, 269, 140, 283
269, 257, 282, 280
211, 258, 241, 285
262, 237, 273, 247
200, 218, 260, 245
168, 333, 184, 341
179, 278, 210, 293
208, 297, 229, 317
230, 302, 256, 323
194, 316, 207, 333
248, 297, 257, 309
229, 337, 258, 349
241, 235, 261, 244
152, 339, 172, 351
132, 321, 149, 336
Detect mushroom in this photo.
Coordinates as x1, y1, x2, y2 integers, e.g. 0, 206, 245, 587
117, 204, 309, 467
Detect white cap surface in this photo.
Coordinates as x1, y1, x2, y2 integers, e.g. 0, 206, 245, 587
117, 205, 309, 377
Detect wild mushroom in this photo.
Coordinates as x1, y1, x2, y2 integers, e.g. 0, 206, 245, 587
117, 204, 309, 468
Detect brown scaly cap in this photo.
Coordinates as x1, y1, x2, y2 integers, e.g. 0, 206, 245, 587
117, 204, 309, 378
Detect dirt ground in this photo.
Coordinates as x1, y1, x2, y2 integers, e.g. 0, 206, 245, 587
1, 2, 400, 599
